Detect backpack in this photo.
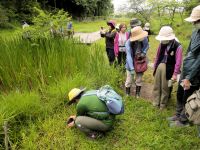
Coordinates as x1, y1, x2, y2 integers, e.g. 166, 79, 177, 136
185, 88, 200, 125
83, 85, 124, 115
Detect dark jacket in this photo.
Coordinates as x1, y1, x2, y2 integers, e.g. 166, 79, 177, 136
181, 29, 200, 86
101, 29, 117, 49
157, 40, 181, 80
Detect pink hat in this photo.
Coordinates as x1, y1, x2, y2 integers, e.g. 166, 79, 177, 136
107, 20, 116, 28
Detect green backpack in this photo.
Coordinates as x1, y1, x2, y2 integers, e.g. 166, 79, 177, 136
185, 88, 200, 125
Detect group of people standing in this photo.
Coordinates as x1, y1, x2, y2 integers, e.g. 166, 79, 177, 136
100, 18, 150, 98
66, 5, 200, 139
100, 5, 200, 132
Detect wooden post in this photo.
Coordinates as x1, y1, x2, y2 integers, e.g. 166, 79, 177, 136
3, 121, 8, 150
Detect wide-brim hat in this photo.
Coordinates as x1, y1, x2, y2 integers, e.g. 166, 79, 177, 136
155, 26, 176, 41
130, 26, 148, 42
68, 87, 86, 102
130, 18, 142, 28
185, 5, 200, 22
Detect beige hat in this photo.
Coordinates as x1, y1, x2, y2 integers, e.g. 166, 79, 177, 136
155, 26, 175, 41
185, 5, 200, 22
130, 26, 148, 42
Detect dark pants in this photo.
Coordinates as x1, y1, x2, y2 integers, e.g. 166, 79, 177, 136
117, 51, 126, 65
176, 84, 199, 122
106, 48, 115, 65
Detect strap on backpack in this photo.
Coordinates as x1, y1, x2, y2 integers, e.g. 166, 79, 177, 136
82, 90, 98, 97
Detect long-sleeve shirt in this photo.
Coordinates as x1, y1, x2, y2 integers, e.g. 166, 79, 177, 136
114, 32, 129, 56
100, 29, 117, 49
76, 93, 115, 127
125, 38, 149, 71
154, 41, 183, 76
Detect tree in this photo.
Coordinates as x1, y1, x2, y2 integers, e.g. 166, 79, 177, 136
23, 7, 71, 40
119, 0, 153, 22
0, 4, 8, 25
183, 0, 200, 13
0, 0, 114, 24
165, 0, 185, 25
147, 0, 185, 26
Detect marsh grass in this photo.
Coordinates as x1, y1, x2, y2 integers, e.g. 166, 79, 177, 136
0, 35, 121, 148
0, 16, 200, 149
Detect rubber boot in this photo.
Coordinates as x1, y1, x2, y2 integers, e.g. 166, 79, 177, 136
136, 86, 141, 98
126, 87, 130, 96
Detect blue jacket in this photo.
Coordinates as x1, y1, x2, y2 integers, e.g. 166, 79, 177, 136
125, 38, 149, 71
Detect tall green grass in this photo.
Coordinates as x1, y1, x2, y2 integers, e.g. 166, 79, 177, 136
0, 37, 101, 91
0, 36, 121, 148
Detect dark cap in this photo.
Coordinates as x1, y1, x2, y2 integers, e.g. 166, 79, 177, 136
130, 18, 142, 28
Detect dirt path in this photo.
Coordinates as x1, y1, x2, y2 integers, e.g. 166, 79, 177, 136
124, 63, 155, 102
73, 31, 101, 44
123, 83, 154, 102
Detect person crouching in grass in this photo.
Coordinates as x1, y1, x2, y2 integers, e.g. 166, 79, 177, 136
67, 87, 115, 139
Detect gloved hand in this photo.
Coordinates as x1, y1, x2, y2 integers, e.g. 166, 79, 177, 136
130, 70, 134, 75
141, 53, 146, 58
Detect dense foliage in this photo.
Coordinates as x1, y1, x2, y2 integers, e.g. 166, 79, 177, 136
0, 0, 113, 27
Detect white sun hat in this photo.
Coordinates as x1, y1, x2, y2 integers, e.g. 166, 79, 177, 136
155, 26, 176, 41
185, 5, 200, 22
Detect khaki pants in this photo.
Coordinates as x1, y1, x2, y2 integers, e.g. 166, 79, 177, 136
125, 70, 143, 87
75, 116, 110, 135
153, 63, 170, 108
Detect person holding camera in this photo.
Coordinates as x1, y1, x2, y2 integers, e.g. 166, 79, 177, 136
66, 87, 116, 139
100, 20, 117, 65
152, 26, 183, 110
125, 26, 149, 97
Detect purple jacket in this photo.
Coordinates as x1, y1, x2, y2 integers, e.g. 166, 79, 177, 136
114, 32, 129, 56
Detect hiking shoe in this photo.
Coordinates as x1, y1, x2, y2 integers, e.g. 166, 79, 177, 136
169, 120, 190, 127
167, 115, 179, 121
